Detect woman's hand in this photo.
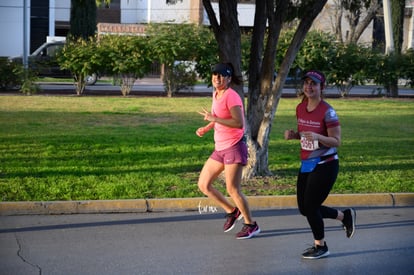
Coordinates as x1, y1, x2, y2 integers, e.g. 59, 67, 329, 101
284, 129, 298, 140
299, 127, 341, 148
198, 108, 215, 122
196, 127, 207, 137
300, 131, 319, 142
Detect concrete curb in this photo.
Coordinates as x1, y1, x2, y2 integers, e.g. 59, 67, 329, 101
1, 193, 413, 215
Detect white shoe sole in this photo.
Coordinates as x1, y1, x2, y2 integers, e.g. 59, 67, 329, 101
236, 227, 260, 240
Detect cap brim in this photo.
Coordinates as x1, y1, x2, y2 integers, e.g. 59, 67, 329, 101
212, 64, 232, 77
212, 70, 230, 77
302, 75, 322, 83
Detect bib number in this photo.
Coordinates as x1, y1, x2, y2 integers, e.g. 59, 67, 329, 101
300, 136, 319, 151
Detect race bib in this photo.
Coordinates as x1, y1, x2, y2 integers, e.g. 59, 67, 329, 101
300, 136, 319, 151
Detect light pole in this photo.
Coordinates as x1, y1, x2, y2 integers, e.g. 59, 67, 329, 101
23, 0, 29, 70
383, 0, 394, 54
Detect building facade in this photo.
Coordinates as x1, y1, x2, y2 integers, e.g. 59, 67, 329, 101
1, 0, 413, 57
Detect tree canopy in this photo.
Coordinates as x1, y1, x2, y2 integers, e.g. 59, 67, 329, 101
69, 0, 97, 39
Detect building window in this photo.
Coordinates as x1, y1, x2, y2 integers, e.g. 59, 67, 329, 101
166, 0, 183, 4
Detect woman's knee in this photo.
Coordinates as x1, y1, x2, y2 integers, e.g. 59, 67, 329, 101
297, 198, 307, 216
298, 207, 307, 216
226, 184, 241, 197
298, 202, 317, 217
198, 180, 210, 195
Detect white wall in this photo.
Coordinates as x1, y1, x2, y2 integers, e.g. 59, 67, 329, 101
0, 0, 67, 57
121, 0, 146, 23
0, 0, 27, 57
202, 3, 255, 27
147, 0, 191, 23
236, 3, 255, 27
121, 0, 192, 24
2, 0, 388, 57
55, 0, 70, 21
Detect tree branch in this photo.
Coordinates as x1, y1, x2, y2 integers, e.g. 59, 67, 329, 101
202, 0, 219, 36
352, 0, 380, 44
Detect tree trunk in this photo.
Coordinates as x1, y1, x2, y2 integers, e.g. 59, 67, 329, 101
333, 0, 344, 43
392, 0, 405, 53
351, 0, 380, 44
331, 0, 380, 44
389, 83, 399, 97
73, 74, 86, 95
203, 0, 243, 98
244, 0, 288, 178
162, 63, 174, 97
388, 0, 405, 97
245, 0, 328, 179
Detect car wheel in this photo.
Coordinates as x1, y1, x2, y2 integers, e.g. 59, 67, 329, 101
85, 73, 98, 86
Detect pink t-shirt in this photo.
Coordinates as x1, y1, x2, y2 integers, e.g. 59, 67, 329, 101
212, 88, 245, 151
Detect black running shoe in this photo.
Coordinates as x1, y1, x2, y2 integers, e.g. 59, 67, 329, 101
223, 207, 242, 232
342, 208, 356, 238
302, 243, 330, 259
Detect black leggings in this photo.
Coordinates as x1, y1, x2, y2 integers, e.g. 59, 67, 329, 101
297, 160, 339, 240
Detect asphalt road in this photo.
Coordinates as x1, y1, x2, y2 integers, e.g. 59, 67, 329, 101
1, 206, 413, 275
34, 78, 414, 97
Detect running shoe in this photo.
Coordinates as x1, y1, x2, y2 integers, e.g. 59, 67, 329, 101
236, 222, 260, 239
342, 208, 356, 238
302, 243, 330, 259
223, 207, 242, 232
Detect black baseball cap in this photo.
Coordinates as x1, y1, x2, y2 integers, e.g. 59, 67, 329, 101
212, 63, 232, 77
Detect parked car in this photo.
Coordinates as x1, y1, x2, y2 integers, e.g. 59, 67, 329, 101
273, 68, 302, 86
10, 40, 97, 85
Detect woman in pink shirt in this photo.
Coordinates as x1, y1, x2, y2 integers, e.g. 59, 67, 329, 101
196, 63, 260, 240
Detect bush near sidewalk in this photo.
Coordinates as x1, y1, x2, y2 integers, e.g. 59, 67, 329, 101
0, 58, 23, 91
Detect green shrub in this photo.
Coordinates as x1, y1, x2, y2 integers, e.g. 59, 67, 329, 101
57, 37, 100, 95
162, 62, 197, 95
97, 35, 153, 96
147, 23, 215, 97
19, 69, 40, 95
401, 49, 414, 88
0, 58, 23, 90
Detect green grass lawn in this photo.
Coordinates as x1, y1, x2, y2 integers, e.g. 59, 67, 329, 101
0, 95, 413, 201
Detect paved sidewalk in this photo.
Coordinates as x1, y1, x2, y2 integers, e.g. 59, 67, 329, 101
1, 193, 413, 215
1, 207, 413, 274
